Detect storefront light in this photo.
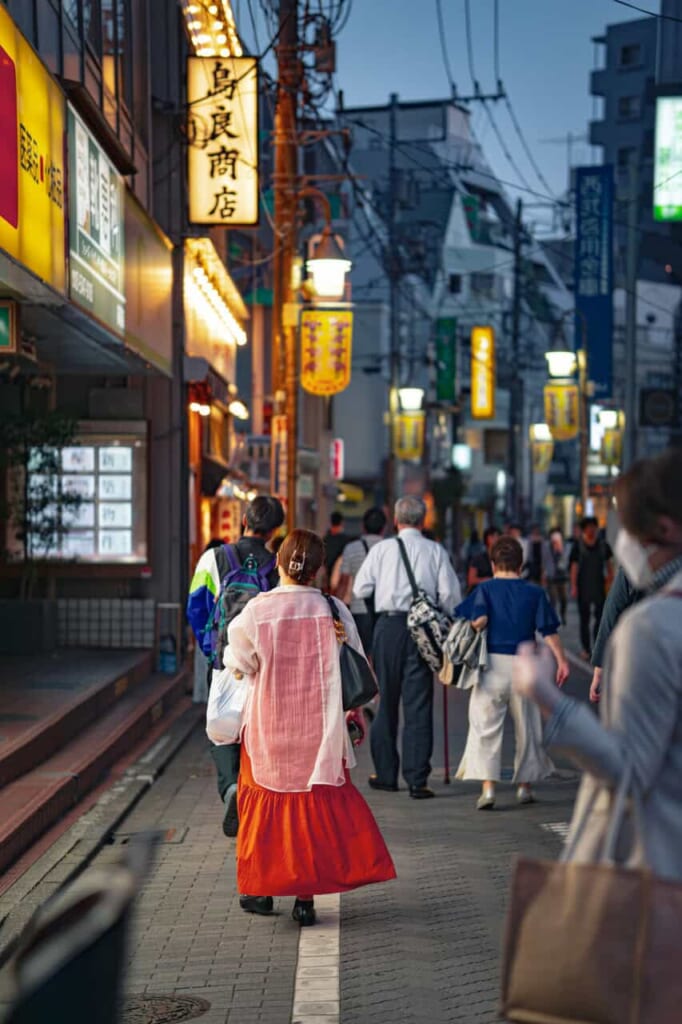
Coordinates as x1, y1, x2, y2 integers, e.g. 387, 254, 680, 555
307, 229, 351, 300
189, 401, 211, 416
228, 399, 249, 420
599, 409, 619, 429
529, 422, 552, 442
544, 349, 577, 379
398, 387, 425, 412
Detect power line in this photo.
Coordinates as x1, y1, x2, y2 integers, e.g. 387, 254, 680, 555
502, 94, 557, 198
435, 0, 456, 93
611, 0, 682, 21
482, 100, 537, 193
463, 0, 479, 91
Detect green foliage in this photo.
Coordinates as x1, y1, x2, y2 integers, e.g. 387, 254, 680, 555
0, 410, 83, 585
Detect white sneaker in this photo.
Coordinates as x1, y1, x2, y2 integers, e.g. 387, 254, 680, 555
476, 789, 495, 811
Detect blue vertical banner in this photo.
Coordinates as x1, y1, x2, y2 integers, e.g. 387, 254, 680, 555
574, 165, 614, 400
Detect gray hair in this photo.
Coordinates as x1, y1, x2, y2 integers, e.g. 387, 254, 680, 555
394, 495, 427, 527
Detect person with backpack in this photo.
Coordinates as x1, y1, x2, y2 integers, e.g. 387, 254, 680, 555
569, 516, 614, 660
353, 496, 461, 799
186, 495, 284, 837
333, 506, 387, 654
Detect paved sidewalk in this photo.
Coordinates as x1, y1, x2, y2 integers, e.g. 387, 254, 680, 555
73, 656, 587, 1024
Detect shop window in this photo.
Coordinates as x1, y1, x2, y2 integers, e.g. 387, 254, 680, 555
21, 422, 148, 564
483, 429, 508, 466
617, 95, 641, 120
619, 43, 641, 68
36, 1, 60, 74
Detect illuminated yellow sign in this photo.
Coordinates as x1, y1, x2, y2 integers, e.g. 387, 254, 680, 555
0, 6, 65, 292
393, 412, 425, 461
300, 309, 353, 396
544, 383, 580, 441
532, 440, 554, 473
187, 56, 259, 226
471, 326, 495, 419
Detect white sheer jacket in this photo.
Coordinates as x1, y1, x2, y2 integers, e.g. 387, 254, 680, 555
224, 586, 362, 792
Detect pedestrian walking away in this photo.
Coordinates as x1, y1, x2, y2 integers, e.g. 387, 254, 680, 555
569, 515, 613, 660
455, 536, 569, 810
322, 510, 350, 589
186, 495, 284, 838
514, 448, 682, 882
225, 529, 396, 925
334, 505, 387, 655
543, 526, 569, 624
466, 525, 500, 591
523, 524, 544, 584
353, 495, 462, 798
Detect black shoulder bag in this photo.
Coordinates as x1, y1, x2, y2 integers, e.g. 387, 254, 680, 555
324, 594, 378, 710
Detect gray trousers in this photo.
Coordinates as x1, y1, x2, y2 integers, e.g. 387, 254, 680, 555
370, 613, 433, 788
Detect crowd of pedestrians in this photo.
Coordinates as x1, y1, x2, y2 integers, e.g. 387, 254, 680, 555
184, 438, 682, 1023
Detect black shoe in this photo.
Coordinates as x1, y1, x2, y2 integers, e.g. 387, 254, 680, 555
239, 895, 273, 915
409, 785, 435, 800
223, 783, 239, 838
292, 898, 316, 926
368, 775, 398, 792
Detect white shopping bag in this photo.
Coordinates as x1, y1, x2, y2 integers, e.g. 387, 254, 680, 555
206, 666, 249, 745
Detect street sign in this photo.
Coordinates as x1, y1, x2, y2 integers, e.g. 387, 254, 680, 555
470, 326, 495, 419
271, 414, 287, 498
640, 387, 677, 427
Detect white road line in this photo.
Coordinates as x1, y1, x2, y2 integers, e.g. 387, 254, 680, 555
291, 893, 340, 1024
541, 821, 571, 840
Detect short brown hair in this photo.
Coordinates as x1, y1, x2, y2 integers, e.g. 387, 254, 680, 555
615, 449, 682, 542
490, 536, 523, 573
278, 528, 325, 584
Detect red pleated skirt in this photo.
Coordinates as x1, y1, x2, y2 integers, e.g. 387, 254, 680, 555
236, 745, 396, 897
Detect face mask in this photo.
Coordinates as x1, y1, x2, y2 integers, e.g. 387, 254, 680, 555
615, 530, 656, 590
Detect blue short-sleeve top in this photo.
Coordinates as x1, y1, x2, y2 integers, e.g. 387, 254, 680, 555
454, 577, 560, 655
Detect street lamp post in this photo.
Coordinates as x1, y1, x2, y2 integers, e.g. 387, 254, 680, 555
544, 309, 590, 515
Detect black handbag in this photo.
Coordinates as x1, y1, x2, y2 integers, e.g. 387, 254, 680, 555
324, 594, 378, 710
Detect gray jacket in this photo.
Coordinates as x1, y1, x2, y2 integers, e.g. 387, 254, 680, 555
544, 570, 682, 881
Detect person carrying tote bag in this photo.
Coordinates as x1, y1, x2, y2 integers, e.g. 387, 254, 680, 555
504, 449, 682, 1023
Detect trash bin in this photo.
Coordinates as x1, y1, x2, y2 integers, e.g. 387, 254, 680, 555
2, 834, 158, 1024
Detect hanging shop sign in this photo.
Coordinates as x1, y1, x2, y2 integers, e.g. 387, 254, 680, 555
393, 412, 425, 461
271, 413, 287, 500
435, 317, 457, 403
470, 326, 495, 419
531, 440, 554, 474
330, 438, 345, 481
654, 97, 682, 222
300, 309, 353, 396
187, 56, 259, 226
0, 6, 65, 292
544, 383, 579, 442
68, 106, 125, 337
574, 165, 614, 400
601, 428, 623, 467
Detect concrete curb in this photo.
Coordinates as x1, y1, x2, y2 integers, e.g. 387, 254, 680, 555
0, 703, 203, 966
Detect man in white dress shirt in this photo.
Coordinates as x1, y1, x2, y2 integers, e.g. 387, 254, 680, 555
353, 496, 462, 798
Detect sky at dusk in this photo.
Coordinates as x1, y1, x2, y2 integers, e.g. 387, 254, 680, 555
238, 0, 650, 212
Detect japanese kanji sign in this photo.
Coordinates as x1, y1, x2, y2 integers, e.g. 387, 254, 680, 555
531, 439, 554, 474
393, 412, 425, 461
470, 326, 495, 419
300, 309, 353, 396
187, 56, 259, 226
574, 165, 613, 400
544, 383, 579, 442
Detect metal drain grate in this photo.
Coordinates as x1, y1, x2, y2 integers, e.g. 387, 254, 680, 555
122, 995, 210, 1024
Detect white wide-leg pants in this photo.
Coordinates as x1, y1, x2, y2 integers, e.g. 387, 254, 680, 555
457, 653, 554, 783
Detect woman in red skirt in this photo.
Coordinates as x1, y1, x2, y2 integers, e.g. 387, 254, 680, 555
225, 528, 396, 926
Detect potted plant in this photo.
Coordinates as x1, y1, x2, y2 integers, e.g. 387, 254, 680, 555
0, 406, 83, 653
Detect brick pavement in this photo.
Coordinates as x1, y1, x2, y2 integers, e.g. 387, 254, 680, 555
75, 652, 586, 1024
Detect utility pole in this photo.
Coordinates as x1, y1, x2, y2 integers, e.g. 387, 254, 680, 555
386, 92, 400, 515
623, 158, 639, 469
272, 0, 299, 532
507, 198, 523, 521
